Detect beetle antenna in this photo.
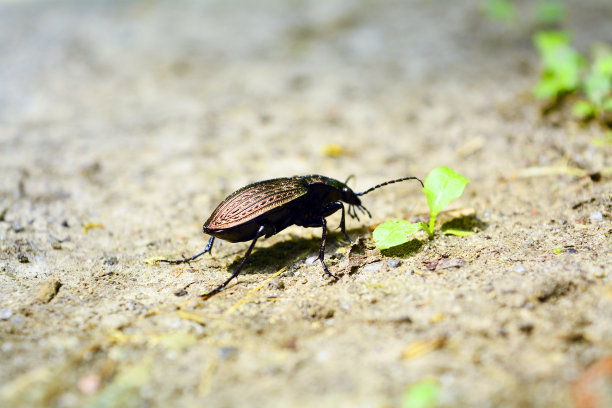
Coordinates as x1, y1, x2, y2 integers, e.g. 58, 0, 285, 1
344, 174, 356, 186
355, 176, 423, 196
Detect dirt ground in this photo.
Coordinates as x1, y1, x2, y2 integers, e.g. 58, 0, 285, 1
1, 1, 611, 407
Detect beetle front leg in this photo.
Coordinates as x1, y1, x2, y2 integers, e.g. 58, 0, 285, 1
318, 217, 339, 280
336, 202, 352, 243
322, 201, 352, 243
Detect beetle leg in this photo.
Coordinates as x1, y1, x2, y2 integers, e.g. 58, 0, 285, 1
158, 236, 215, 264
348, 204, 360, 222
358, 205, 372, 218
201, 224, 266, 299
336, 202, 353, 243
318, 217, 340, 280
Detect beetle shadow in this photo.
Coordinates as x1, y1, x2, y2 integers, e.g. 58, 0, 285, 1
225, 227, 372, 275
226, 235, 325, 275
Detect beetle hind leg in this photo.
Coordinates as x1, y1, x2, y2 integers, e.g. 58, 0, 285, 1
200, 225, 266, 299
158, 236, 215, 264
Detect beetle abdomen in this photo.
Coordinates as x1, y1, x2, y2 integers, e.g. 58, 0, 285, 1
204, 177, 309, 230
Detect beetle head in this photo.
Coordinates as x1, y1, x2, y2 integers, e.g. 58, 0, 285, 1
341, 185, 372, 221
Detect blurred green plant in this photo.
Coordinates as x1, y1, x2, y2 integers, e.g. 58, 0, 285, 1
573, 47, 612, 119
482, 0, 566, 26
533, 31, 585, 99
534, 1, 566, 25
533, 30, 612, 123
482, 0, 516, 23
402, 379, 440, 408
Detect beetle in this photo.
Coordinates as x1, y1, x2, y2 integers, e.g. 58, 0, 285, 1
158, 174, 423, 298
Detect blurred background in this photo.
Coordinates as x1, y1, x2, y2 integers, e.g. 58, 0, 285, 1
1, 1, 611, 407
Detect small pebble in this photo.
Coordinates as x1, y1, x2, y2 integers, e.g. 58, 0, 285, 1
590, 212, 603, 222
11, 315, 25, 328
305, 256, 318, 265
515, 265, 526, 273
268, 278, 285, 290
34, 279, 62, 303
519, 322, 534, 334
363, 262, 382, 273
0, 309, 13, 320
78, 373, 101, 395
592, 269, 606, 278
218, 347, 239, 360
387, 258, 401, 268
105, 256, 119, 266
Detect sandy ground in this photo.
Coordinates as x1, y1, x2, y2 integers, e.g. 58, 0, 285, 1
1, 0, 611, 407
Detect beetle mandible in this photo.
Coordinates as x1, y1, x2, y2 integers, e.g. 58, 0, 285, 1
159, 174, 423, 298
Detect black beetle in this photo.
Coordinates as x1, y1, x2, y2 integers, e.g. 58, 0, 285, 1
159, 174, 423, 298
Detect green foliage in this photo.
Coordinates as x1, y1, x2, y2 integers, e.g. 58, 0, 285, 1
483, 0, 516, 23
422, 166, 470, 236
583, 49, 612, 110
534, 1, 566, 25
534, 31, 612, 124
373, 167, 470, 250
571, 100, 596, 119
402, 379, 440, 408
482, 0, 566, 26
373, 219, 422, 250
533, 31, 585, 100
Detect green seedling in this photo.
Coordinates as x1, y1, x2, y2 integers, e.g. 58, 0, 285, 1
482, 0, 516, 24
534, 1, 566, 25
532, 30, 612, 124
482, 0, 565, 26
573, 47, 612, 119
402, 379, 440, 408
373, 166, 470, 250
533, 30, 586, 100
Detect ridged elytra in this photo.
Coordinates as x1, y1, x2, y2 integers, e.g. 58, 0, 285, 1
158, 174, 423, 299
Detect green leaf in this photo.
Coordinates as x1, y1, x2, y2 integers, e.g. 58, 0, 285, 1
534, 30, 570, 55
532, 31, 586, 99
602, 97, 612, 112
443, 229, 475, 237
594, 52, 612, 76
483, 0, 517, 23
572, 100, 596, 119
534, 1, 567, 25
403, 379, 440, 408
373, 219, 423, 250
584, 71, 611, 106
423, 167, 470, 218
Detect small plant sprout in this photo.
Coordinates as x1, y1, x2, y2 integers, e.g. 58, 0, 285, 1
573, 46, 612, 119
533, 30, 585, 100
482, 0, 517, 24
373, 166, 470, 250
533, 29, 612, 123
